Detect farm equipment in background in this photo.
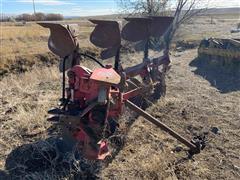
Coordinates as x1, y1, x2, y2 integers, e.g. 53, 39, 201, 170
198, 38, 240, 63
38, 16, 206, 160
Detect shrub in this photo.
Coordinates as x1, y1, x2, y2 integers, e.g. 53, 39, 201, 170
45, 13, 64, 21
16, 13, 34, 21
34, 12, 45, 21
14, 13, 64, 22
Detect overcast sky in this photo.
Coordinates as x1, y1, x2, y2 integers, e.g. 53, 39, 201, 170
1, 0, 240, 16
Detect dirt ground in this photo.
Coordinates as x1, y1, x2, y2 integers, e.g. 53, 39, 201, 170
0, 11, 240, 179
0, 49, 239, 179
101, 49, 240, 179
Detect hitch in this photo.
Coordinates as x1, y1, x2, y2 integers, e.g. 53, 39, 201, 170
125, 100, 206, 155
189, 135, 206, 156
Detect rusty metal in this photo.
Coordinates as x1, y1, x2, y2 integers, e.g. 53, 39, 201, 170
122, 17, 151, 42
38, 23, 77, 58
125, 100, 198, 151
122, 16, 174, 42
122, 16, 173, 59
89, 20, 121, 60
99, 46, 120, 60
150, 16, 174, 37
89, 19, 121, 48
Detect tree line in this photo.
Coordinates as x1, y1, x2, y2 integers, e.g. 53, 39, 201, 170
1, 13, 64, 22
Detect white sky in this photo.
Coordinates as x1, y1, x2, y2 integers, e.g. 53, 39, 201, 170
198, 0, 240, 8
1, 0, 240, 16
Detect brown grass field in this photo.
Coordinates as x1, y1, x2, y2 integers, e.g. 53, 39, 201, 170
0, 21, 96, 76
0, 12, 240, 179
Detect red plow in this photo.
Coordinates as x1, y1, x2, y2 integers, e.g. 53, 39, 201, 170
38, 16, 206, 160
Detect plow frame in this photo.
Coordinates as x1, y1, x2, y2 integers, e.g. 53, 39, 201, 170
40, 16, 206, 160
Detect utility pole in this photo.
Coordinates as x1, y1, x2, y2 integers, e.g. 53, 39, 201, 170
32, 0, 36, 15
32, 0, 36, 21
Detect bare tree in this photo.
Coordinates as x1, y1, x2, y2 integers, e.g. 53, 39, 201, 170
118, 0, 170, 15
15, 13, 64, 22
164, 0, 207, 50
118, 0, 207, 95
45, 13, 64, 21
16, 13, 34, 21
34, 12, 45, 21
118, 0, 207, 50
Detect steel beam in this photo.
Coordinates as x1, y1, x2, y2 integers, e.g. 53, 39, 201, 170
125, 100, 197, 151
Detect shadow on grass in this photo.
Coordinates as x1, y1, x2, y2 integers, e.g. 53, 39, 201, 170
0, 170, 8, 180
3, 137, 100, 179
2, 83, 165, 179
189, 56, 240, 93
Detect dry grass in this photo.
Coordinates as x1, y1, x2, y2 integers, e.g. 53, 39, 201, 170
1, 15, 239, 75
0, 21, 94, 75
101, 50, 240, 179
0, 24, 49, 67
0, 66, 60, 169
175, 14, 240, 42
1, 49, 239, 179
0, 13, 240, 179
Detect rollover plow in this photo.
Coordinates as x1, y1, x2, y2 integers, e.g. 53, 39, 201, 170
39, 16, 206, 160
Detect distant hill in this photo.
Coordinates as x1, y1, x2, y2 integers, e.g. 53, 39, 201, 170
203, 8, 240, 15
65, 14, 124, 20
64, 7, 240, 20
